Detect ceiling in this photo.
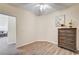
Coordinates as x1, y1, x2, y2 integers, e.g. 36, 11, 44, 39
9, 3, 77, 16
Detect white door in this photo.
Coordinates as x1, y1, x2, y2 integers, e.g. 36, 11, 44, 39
8, 16, 16, 44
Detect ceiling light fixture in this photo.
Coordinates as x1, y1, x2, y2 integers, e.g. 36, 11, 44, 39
34, 4, 51, 15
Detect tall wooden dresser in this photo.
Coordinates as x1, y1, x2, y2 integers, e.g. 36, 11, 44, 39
58, 28, 77, 52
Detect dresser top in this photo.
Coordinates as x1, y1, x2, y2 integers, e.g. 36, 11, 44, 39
58, 28, 77, 30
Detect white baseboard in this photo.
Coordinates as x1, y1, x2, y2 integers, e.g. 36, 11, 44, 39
16, 41, 36, 48
17, 40, 58, 48
8, 42, 16, 45
51, 41, 58, 45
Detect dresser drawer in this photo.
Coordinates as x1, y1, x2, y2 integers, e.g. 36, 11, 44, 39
59, 30, 76, 34
59, 42, 76, 50
58, 28, 76, 33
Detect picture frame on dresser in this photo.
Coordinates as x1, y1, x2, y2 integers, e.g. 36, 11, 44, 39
55, 15, 65, 27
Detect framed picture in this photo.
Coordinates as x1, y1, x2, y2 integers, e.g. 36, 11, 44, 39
55, 15, 65, 27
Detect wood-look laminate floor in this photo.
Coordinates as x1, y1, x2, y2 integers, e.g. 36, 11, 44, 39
18, 41, 79, 55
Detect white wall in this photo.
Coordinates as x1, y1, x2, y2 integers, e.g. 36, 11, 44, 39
8, 16, 16, 44
35, 15, 58, 44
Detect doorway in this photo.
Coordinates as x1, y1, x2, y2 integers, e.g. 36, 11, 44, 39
0, 14, 16, 54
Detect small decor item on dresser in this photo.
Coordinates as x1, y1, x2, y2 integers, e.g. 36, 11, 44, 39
61, 24, 65, 27
69, 19, 72, 28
